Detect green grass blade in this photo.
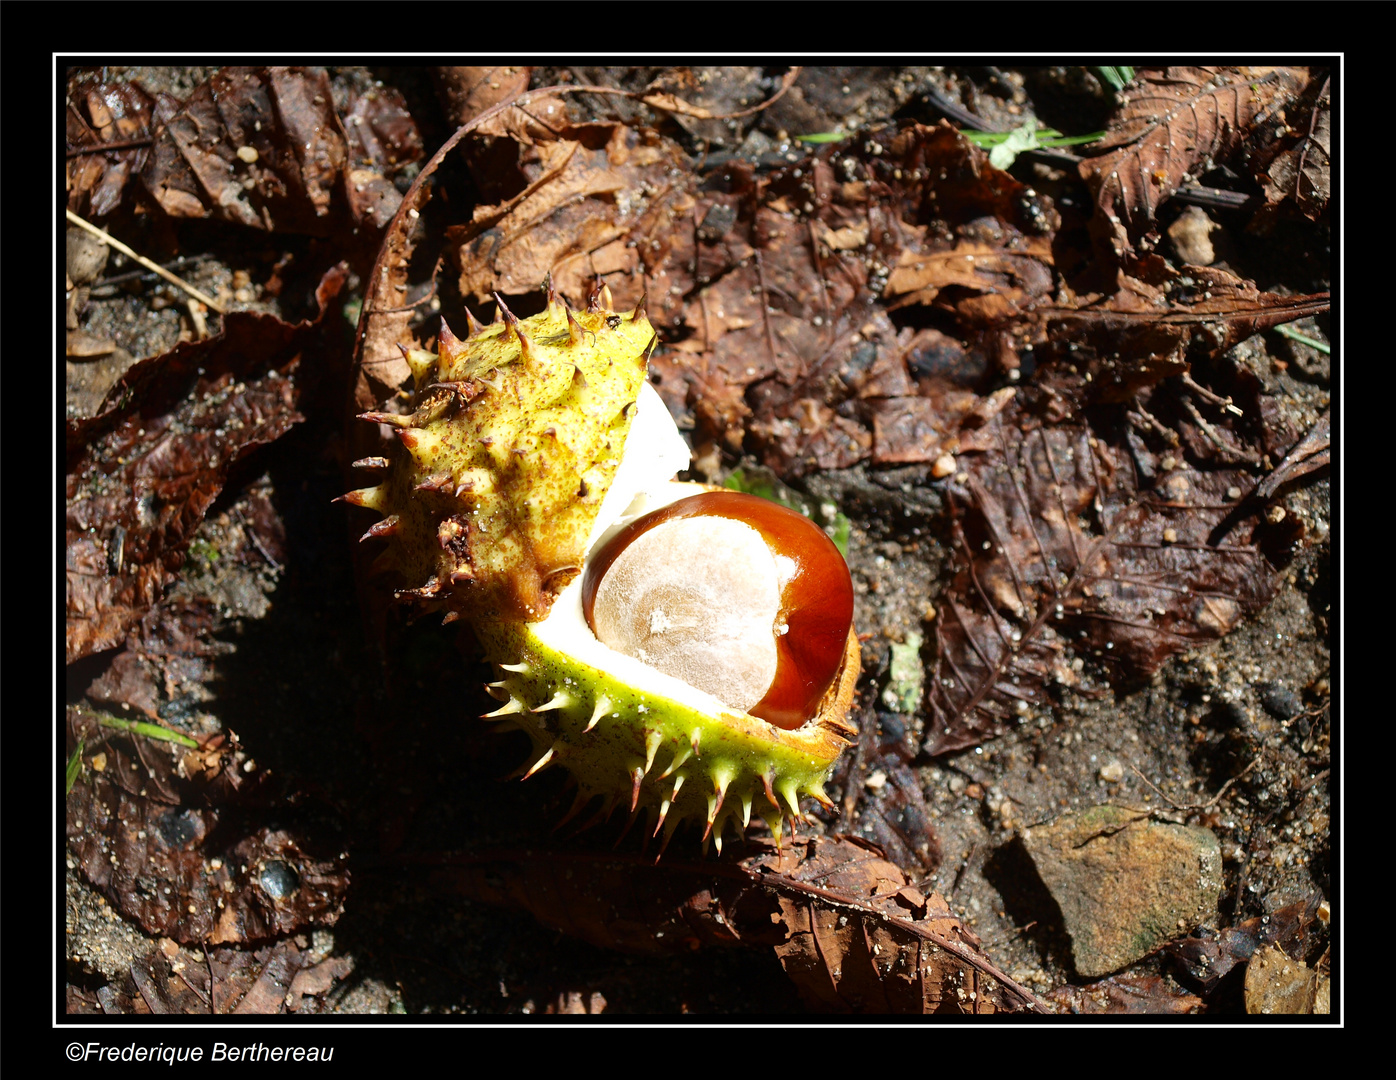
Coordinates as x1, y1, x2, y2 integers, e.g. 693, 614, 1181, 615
1275, 324, 1330, 354
67, 740, 85, 795
1040, 131, 1104, 149
961, 130, 1007, 148
1091, 66, 1136, 92
97, 716, 199, 748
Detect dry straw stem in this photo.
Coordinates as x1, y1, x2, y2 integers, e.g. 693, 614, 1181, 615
66, 209, 227, 315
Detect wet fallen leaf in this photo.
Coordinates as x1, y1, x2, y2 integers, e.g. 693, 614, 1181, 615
134, 67, 421, 235
448, 117, 692, 310
77, 940, 332, 1015
1040, 265, 1330, 405
342, 84, 425, 229
1079, 66, 1310, 261
1167, 894, 1325, 1001
1047, 973, 1202, 1014
429, 835, 1041, 1015
648, 123, 1054, 476
433, 66, 532, 127
85, 597, 231, 721
286, 954, 355, 1012
1249, 73, 1331, 225
66, 694, 350, 948
231, 941, 305, 1013
65, 266, 344, 663
833, 708, 940, 873
66, 75, 176, 217
924, 369, 1303, 754
1256, 407, 1330, 501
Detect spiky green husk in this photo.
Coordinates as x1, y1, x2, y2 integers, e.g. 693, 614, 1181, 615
347, 286, 859, 848
348, 294, 654, 621
475, 611, 859, 851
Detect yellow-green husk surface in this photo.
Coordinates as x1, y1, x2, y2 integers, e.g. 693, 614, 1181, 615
347, 292, 654, 622
476, 599, 859, 850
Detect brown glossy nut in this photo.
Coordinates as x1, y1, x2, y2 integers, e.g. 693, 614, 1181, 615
583, 491, 855, 730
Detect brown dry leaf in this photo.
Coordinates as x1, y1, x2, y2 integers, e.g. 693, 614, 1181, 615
65, 266, 344, 664
449, 119, 692, 308
757, 837, 1039, 1013
884, 241, 1055, 313
1250, 74, 1331, 224
432, 836, 1042, 1014
67, 76, 178, 217
433, 66, 532, 128
1080, 66, 1309, 260
640, 90, 716, 119
1046, 974, 1202, 1014
1167, 894, 1326, 1001
634, 66, 802, 123
833, 709, 940, 872
646, 123, 1057, 476
924, 374, 1300, 754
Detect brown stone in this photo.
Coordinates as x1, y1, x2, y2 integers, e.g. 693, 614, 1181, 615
1021, 805, 1222, 977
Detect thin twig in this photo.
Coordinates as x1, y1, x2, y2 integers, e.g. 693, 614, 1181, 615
92, 252, 216, 291
1179, 395, 1258, 462
234, 506, 282, 571
67, 136, 154, 157
1128, 404, 1180, 446
174, 964, 211, 1009
1181, 372, 1244, 416
66, 209, 227, 314
185, 299, 208, 340
1293, 76, 1329, 201
1130, 755, 1260, 813
567, 68, 801, 122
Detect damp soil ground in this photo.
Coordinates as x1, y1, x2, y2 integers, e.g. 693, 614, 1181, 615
64, 64, 1333, 1017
